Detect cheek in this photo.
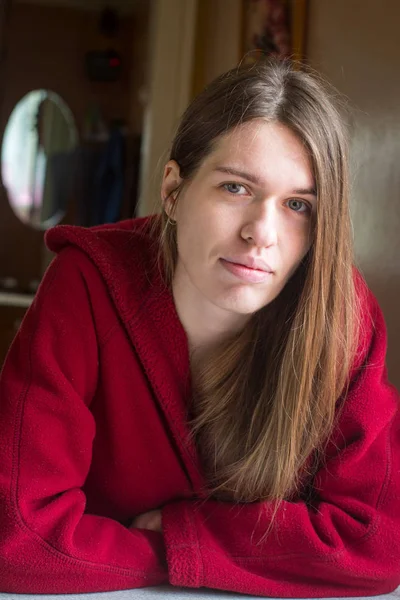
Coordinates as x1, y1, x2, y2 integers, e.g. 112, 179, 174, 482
175, 208, 212, 266
176, 195, 236, 258
282, 223, 311, 273
289, 215, 312, 248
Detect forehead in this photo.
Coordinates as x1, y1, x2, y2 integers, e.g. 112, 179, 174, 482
203, 120, 313, 183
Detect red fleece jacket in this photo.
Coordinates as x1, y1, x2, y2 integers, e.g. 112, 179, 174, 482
0, 217, 399, 596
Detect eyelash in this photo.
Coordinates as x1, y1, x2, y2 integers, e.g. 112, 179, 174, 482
221, 183, 311, 214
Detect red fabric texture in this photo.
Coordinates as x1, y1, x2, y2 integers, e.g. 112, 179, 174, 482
0, 217, 399, 596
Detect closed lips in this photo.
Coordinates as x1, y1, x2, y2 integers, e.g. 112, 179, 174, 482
220, 258, 274, 283
223, 258, 273, 273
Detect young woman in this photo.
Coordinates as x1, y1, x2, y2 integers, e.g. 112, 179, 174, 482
0, 60, 399, 597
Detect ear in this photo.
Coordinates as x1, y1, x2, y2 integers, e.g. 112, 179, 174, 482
160, 160, 182, 217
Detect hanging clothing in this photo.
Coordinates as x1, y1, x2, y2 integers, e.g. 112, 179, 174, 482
0, 217, 399, 595
92, 125, 125, 225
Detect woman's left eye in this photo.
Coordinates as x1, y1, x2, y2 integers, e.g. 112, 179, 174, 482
222, 183, 248, 195
287, 198, 309, 213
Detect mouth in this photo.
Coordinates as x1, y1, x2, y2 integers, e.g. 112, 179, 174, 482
220, 258, 274, 284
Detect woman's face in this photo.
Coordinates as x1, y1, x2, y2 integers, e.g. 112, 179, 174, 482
162, 120, 317, 317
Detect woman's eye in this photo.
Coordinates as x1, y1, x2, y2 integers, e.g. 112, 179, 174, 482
222, 183, 248, 195
287, 198, 309, 213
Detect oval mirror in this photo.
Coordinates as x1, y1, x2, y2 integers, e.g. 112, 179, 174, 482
1, 90, 78, 230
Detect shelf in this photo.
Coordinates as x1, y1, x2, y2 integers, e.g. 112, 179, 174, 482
0, 292, 34, 308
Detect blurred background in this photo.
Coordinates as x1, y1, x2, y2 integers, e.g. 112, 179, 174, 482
0, 0, 399, 388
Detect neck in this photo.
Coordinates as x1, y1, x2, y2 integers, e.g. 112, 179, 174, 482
172, 264, 249, 359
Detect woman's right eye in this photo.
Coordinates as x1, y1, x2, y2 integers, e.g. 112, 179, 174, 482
222, 183, 248, 195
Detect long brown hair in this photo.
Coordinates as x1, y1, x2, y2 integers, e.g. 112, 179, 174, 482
156, 59, 360, 537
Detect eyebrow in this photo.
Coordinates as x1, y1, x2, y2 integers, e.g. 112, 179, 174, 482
213, 165, 317, 197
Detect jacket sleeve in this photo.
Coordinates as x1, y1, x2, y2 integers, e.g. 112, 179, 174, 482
0, 249, 168, 594
161, 290, 400, 598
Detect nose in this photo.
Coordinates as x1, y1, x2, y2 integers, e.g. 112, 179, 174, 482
240, 201, 278, 248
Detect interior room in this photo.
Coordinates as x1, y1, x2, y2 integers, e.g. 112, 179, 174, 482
0, 1, 399, 597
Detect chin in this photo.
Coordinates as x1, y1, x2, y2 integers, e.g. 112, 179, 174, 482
212, 290, 272, 316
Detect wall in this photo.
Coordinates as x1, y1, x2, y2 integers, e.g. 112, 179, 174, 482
0, 2, 148, 286
307, 0, 400, 387
191, 0, 242, 98
1, 4, 138, 140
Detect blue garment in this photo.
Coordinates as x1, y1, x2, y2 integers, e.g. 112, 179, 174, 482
92, 126, 124, 225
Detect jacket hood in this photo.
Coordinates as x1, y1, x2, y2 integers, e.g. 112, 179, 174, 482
46, 217, 156, 264
45, 216, 162, 319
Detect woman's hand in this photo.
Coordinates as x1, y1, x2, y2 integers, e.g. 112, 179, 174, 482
130, 509, 162, 532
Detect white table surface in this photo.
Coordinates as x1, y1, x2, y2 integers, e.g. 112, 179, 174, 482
1, 584, 400, 600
